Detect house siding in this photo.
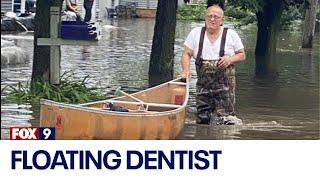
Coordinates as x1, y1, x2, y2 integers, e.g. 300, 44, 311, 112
1, 0, 13, 14
119, 0, 158, 9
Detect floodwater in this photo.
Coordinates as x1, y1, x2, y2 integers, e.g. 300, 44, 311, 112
1, 18, 319, 139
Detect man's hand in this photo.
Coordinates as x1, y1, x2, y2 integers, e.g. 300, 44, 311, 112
71, 5, 79, 12
218, 49, 246, 69
181, 70, 191, 80
217, 56, 232, 69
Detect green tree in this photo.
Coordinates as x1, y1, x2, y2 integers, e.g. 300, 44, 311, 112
32, 0, 63, 81
228, 0, 305, 76
149, 0, 178, 87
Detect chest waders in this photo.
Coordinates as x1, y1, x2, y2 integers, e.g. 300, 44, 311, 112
195, 27, 236, 124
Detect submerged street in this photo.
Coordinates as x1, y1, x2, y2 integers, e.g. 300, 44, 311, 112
1, 18, 319, 139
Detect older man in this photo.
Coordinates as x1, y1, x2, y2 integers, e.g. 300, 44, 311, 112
181, 5, 246, 125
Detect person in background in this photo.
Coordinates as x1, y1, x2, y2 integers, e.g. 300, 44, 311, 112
84, 0, 94, 22
180, 5, 246, 125
65, 0, 82, 21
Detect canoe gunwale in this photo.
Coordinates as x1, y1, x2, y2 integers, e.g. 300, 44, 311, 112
40, 78, 189, 117
104, 100, 183, 108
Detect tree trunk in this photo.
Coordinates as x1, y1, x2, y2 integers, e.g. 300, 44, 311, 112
31, 0, 62, 81
255, 0, 284, 77
148, 0, 177, 87
302, 0, 318, 48
207, 0, 225, 9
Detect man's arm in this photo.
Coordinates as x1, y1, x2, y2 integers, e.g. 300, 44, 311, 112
181, 46, 193, 79
218, 48, 246, 69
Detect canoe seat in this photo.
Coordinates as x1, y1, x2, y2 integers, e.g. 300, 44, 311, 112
169, 82, 187, 86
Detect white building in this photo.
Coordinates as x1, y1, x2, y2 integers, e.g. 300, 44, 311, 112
1, 0, 29, 14
1, 0, 187, 19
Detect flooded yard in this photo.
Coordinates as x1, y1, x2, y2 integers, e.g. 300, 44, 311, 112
1, 18, 319, 139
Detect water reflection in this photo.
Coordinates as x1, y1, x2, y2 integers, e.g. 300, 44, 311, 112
1, 19, 319, 139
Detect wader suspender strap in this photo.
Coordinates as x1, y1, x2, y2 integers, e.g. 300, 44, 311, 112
195, 27, 228, 67
219, 28, 228, 57
195, 27, 206, 66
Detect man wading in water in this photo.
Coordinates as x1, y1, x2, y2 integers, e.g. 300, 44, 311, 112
181, 5, 246, 125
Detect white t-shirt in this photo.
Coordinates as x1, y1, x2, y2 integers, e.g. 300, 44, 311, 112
184, 26, 244, 60
66, 0, 79, 6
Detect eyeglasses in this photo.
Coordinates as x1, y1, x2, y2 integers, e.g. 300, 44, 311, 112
205, 15, 222, 20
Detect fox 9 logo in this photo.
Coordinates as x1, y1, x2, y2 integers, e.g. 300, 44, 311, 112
10, 127, 55, 140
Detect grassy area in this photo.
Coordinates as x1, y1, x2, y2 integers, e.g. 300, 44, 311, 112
2, 72, 107, 104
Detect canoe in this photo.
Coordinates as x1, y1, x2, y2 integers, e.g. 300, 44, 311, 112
40, 78, 189, 140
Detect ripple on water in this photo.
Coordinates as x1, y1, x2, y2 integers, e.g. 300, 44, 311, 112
1, 102, 34, 139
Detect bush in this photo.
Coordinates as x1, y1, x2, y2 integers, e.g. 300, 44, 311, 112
177, 3, 207, 21
225, 5, 253, 19
280, 5, 303, 30
225, 5, 256, 27
177, 3, 304, 30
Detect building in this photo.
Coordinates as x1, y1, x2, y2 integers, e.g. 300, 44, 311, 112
1, 0, 187, 19
104, 0, 186, 18
1, 0, 36, 15
1, 0, 13, 14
